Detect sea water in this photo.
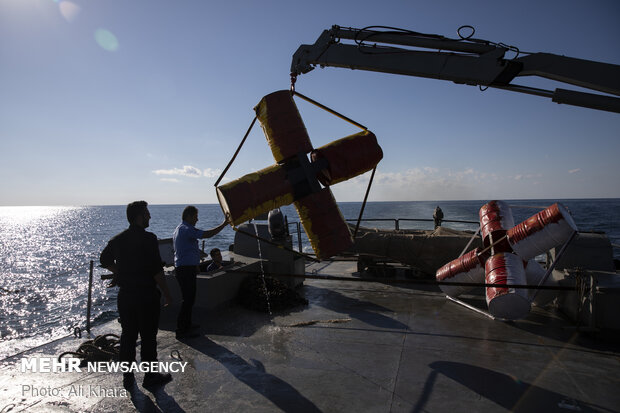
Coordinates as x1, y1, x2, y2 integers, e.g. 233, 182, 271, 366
0, 199, 618, 359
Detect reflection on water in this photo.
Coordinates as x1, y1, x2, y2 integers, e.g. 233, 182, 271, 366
0, 206, 107, 358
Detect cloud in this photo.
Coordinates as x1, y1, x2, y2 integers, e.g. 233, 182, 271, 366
203, 168, 223, 178
332, 166, 502, 201
513, 173, 542, 180
153, 165, 203, 178
568, 168, 581, 174
152, 165, 225, 181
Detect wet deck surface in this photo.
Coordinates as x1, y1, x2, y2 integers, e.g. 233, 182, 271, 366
1, 260, 619, 412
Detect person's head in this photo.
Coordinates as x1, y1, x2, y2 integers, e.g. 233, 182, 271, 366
182, 205, 198, 225
210, 248, 222, 263
126, 201, 150, 228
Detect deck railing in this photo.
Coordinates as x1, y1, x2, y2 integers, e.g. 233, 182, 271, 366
345, 218, 479, 231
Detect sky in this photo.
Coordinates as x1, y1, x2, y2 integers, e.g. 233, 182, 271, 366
1, 0, 619, 206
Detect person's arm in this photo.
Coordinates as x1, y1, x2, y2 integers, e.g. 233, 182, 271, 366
201, 217, 229, 239
154, 271, 172, 307
100, 241, 116, 272
100, 241, 119, 286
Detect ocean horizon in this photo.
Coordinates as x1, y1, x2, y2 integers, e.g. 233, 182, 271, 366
3, 196, 620, 208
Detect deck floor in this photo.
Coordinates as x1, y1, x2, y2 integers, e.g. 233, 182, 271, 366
1, 260, 619, 412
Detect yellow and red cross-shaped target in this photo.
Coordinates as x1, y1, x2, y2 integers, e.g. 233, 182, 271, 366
216, 90, 383, 260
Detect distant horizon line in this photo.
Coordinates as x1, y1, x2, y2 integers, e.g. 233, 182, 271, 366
2, 197, 619, 208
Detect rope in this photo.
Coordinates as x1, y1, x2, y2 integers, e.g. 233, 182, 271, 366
57, 333, 120, 365
214, 116, 257, 187
458, 227, 481, 258
456, 25, 475, 40
477, 234, 507, 258
575, 269, 588, 329
1, 404, 15, 413
351, 25, 528, 57
292, 91, 368, 131
354, 167, 377, 238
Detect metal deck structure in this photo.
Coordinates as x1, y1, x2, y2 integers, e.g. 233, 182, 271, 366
1, 259, 619, 412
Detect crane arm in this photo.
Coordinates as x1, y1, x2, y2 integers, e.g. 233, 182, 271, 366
291, 26, 620, 113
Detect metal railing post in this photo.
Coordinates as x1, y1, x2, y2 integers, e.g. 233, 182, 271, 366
86, 260, 94, 333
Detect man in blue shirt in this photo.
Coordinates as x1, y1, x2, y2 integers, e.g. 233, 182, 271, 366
173, 205, 228, 339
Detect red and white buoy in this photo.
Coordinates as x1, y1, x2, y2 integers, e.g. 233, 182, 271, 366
507, 203, 577, 260
437, 200, 578, 320
436, 248, 486, 297
479, 200, 514, 252
485, 252, 530, 320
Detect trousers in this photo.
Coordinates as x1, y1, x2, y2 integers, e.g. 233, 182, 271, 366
117, 287, 160, 364
175, 265, 198, 331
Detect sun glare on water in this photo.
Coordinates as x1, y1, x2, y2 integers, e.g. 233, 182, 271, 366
0, 206, 79, 226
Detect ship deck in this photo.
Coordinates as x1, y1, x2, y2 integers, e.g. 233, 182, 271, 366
1, 259, 619, 412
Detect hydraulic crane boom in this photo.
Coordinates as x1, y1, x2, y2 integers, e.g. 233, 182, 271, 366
291, 25, 620, 113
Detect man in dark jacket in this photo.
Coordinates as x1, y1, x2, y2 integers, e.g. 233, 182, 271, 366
433, 206, 444, 229
100, 200, 173, 390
